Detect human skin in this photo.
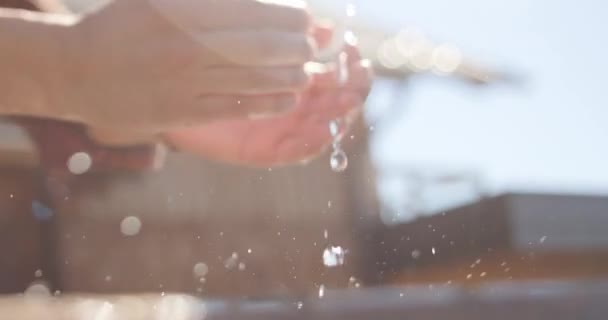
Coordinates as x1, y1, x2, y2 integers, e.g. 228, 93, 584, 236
0, 0, 372, 167
0, 0, 315, 130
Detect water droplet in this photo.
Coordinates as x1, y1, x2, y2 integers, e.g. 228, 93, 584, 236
411, 250, 421, 259
431, 247, 436, 255
67, 152, 92, 175
318, 284, 325, 298
238, 262, 246, 271
224, 252, 239, 270
247, 248, 252, 254
344, 30, 358, 46
466, 274, 473, 280
539, 236, 547, 243
120, 216, 142, 236
346, 3, 357, 17
193, 262, 209, 277
104, 275, 112, 282
296, 301, 303, 310
329, 120, 340, 137
480, 272, 487, 277
323, 229, 328, 239
24, 281, 51, 297
53, 290, 61, 296
330, 149, 348, 172
322, 246, 346, 267
327, 201, 332, 208
399, 293, 404, 297
34, 269, 43, 278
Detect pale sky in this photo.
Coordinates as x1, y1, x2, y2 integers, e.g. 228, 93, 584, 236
339, 0, 608, 195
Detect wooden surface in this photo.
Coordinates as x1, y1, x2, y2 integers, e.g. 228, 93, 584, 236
1, 280, 607, 320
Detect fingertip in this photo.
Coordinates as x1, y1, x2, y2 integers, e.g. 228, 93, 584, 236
313, 23, 334, 49
344, 44, 362, 63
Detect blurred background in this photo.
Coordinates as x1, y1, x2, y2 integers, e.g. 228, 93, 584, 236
1, 0, 608, 318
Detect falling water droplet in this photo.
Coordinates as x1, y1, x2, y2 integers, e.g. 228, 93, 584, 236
329, 120, 340, 137
322, 246, 346, 267
193, 262, 209, 277
34, 269, 43, 278
67, 151, 92, 175
330, 150, 348, 172
411, 250, 421, 259
24, 281, 51, 297
318, 284, 325, 298
120, 216, 142, 236
431, 247, 436, 255
224, 252, 239, 270
346, 3, 357, 17
296, 301, 303, 310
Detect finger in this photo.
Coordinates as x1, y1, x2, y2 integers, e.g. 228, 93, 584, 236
294, 90, 363, 125
192, 66, 311, 95
150, 0, 311, 32
313, 24, 334, 49
187, 93, 298, 123
311, 59, 372, 90
344, 38, 362, 61
198, 30, 315, 66
275, 109, 361, 165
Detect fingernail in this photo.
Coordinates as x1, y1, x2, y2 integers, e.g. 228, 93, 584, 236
304, 61, 329, 75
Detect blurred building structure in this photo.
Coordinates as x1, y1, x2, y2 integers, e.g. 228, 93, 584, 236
1, 4, 608, 320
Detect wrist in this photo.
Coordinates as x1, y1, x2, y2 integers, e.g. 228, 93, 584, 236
87, 128, 162, 147
0, 9, 82, 121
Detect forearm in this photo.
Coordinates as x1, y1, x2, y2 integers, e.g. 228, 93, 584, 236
0, 8, 78, 120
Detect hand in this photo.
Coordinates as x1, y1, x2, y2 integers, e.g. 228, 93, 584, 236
54, 0, 314, 131
164, 39, 373, 167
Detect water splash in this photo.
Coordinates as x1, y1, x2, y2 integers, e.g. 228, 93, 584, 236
322, 246, 346, 267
